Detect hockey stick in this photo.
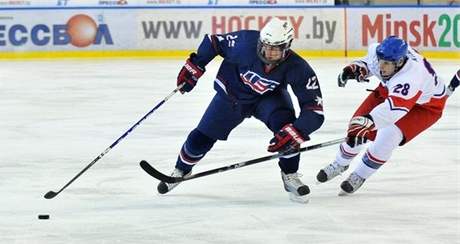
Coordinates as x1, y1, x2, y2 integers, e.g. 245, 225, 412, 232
140, 137, 345, 183
44, 84, 184, 199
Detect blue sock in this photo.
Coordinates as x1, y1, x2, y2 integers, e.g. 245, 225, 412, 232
175, 129, 216, 174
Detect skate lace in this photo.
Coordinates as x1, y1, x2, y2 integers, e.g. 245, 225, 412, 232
284, 173, 304, 186
171, 168, 185, 177
325, 162, 346, 175
348, 172, 365, 186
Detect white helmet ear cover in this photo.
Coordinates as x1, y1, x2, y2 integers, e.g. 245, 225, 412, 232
259, 18, 294, 47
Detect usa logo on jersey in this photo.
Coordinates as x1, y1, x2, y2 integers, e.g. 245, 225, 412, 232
240, 71, 280, 94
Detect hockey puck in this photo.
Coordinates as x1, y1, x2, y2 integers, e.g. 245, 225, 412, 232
38, 214, 50, 220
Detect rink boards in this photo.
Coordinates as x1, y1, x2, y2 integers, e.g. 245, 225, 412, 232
0, 6, 459, 59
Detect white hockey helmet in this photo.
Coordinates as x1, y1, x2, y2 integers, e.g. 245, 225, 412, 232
257, 17, 294, 64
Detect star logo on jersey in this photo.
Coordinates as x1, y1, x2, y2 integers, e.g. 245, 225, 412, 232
315, 96, 323, 106
304, 96, 324, 115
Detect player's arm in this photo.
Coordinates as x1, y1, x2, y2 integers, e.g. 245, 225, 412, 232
176, 31, 241, 93
291, 78, 325, 138
337, 61, 370, 87
193, 34, 226, 66
193, 31, 244, 65
337, 44, 378, 87
267, 65, 324, 154
268, 68, 324, 154
284, 66, 325, 139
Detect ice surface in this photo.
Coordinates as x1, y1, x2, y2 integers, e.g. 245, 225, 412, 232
0, 58, 458, 244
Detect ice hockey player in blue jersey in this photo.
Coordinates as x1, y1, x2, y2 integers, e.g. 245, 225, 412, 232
157, 17, 324, 203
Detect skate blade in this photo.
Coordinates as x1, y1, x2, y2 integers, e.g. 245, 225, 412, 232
289, 193, 309, 204
338, 190, 351, 196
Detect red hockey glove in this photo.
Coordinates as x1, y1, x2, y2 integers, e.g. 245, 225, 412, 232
346, 115, 375, 147
338, 63, 369, 87
268, 124, 307, 154
177, 53, 205, 93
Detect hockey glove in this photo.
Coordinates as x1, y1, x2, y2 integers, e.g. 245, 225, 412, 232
177, 53, 205, 93
346, 114, 375, 147
268, 124, 307, 154
447, 69, 460, 97
338, 63, 369, 87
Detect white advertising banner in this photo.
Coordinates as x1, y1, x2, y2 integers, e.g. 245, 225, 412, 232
0, 9, 136, 51
137, 8, 344, 50
0, 7, 458, 55
347, 8, 460, 51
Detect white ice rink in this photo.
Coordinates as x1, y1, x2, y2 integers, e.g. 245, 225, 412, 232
0, 58, 459, 244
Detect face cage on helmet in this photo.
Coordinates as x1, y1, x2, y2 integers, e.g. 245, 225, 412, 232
257, 40, 291, 65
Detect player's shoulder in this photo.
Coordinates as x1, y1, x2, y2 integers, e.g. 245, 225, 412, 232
366, 43, 379, 59
240, 29, 260, 36
367, 43, 379, 52
226, 30, 259, 41
286, 51, 310, 68
390, 59, 424, 87
214, 30, 259, 47
284, 51, 316, 78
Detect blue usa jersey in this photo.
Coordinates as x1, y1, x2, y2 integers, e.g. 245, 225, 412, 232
192, 30, 324, 137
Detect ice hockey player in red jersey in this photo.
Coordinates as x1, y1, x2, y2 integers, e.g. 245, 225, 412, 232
316, 36, 449, 195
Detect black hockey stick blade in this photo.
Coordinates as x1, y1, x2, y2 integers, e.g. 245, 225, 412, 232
44, 191, 58, 199
140, 160, 183, 183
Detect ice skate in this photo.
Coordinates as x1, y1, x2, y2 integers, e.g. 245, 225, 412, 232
157, 168, 191, 194
281, 171, 310, 203
339, 172, 366, 196
316, 161, 349, 183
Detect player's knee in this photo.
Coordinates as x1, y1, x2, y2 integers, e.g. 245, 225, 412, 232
267, 109, 295, 132
186, 129, 217, 154
370, 124, 402, 160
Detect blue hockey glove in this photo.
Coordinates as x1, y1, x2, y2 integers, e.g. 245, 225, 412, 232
268, 124, 307, 154
177, 53, 205, 93
338, 63, 369, 87
346, 114, 375, 147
